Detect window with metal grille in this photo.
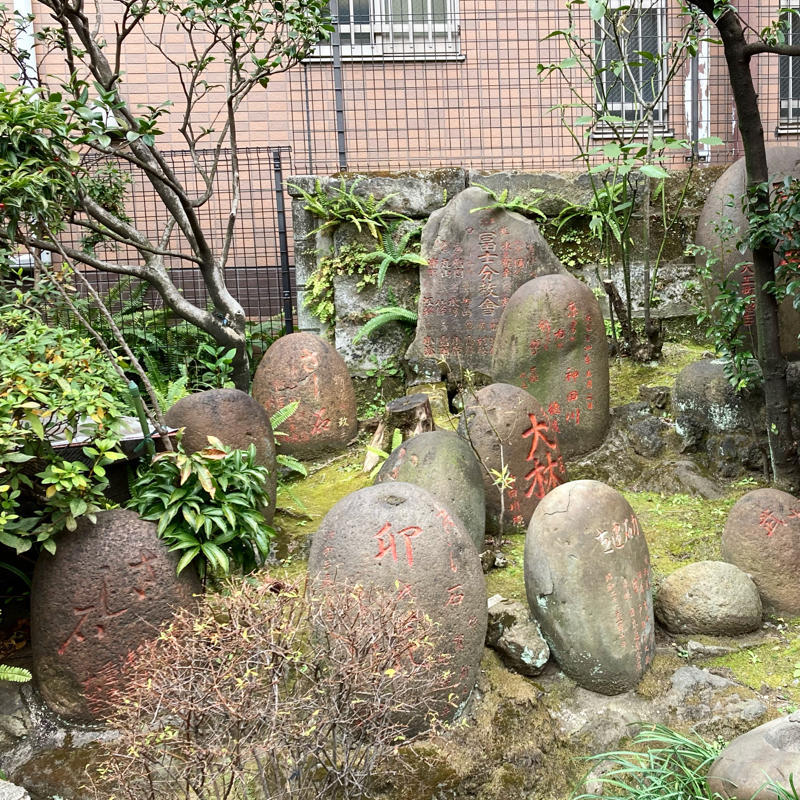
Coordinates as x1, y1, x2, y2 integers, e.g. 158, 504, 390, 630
779, 1, 800, 133
594, 0, 669, 134
314, 0, 461, 59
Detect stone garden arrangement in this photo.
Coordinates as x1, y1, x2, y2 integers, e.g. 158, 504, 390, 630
5, 179, 800, 800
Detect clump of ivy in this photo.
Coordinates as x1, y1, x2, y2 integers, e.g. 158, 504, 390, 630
303, 242, 379, 325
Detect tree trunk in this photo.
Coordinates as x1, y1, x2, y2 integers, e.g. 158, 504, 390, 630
691, 1, 800, 489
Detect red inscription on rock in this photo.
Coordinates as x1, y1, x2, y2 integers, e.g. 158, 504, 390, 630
374, 523, 423, 567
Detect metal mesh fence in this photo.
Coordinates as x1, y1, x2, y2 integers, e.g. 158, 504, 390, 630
283, 0, 799, 175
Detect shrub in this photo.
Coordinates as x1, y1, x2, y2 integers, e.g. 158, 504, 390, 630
92, 576, 448, 800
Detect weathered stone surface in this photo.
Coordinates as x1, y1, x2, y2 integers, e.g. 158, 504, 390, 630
407, 186, 566, 377
525, 480, 654, 695
308, 482, 487, 727
486, 595, 549, 677
722, 488, 800, 615
333, 265, 419, 375
708, 712, 800, 799
654, 561, 762, 635
492, 273, 610, 457
288, 170, 467, 218
696, 145, 800, 359
165, 388, 278, 523
251, 332, 357, 460
0, 780, 29, 800
375, 430, 486, 553
31, 509, 200, 724
457, 383, 566, 533
674, 358, 763, 442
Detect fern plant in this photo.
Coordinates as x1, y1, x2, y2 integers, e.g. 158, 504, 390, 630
269, 401, 307, 477
0, 664, 31, 683
361, 224, 428, 288
352, 306, 418, 345
291, 178, 411, 239
470, 183, 547, 222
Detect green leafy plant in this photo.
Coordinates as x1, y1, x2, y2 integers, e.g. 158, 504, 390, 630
361, 223, 427, 288
0, 294, 129, 554
292, 178, 411, 239
0, 664, 31, 683
352, 306, 418, 345
470, 183, 547, 221
269, 401, 307, 477
572, 724, 724, 800
128, 437, 274, 580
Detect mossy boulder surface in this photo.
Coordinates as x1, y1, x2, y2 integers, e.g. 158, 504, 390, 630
308, 482, 487, 727
491, 273, 609, 457
252, 332, 357, 460
722, 488, 800, 615
165, 388, 278, 522
375, 430, 486, 553
525, 480, 654, 695
458, 383, 566, 533
31, 509, 200, 724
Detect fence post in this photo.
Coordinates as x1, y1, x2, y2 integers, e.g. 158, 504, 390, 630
272, 147, 294, 334
329, 0, 348, 171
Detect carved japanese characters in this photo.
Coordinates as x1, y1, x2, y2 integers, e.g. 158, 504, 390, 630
722, 488, 800, 615
31, 509, 200, 723
375, 430, 486, 553
251, 332, 357, 459
491, 273, 609, 457
165, 388, 278, 522
407, 186, 566, 377
525, 480, 654, 695
308, 482, 487, 728
457, 382, 566, 533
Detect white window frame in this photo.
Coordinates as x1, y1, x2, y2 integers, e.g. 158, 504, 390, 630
593, 0, 670, 137
779, 0, 800, 134
313, 0, 462, 61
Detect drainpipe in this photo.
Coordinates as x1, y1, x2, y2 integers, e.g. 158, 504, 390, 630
13, 0, 38, 87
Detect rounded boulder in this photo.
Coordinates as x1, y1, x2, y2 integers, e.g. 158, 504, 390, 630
165, 388, 278, 522
308, 482, 487, 729
491, 273, 609, 457
31, 509, 200, 723
707, 712, 800, 799
655, 561, 762, 635
525, 480, 654, 695
458, 382, 566, 533
251, 332, 357, 460
375, 430, 486, 553
722, 488, 800, 615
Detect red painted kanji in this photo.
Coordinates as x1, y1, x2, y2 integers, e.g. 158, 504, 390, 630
373, 523, 423, 566
522, 412, 556, 461
759, 509, 786, 537
524, 451, 563, 499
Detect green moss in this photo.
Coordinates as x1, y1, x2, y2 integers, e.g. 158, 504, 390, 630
609, 342, 708, 407
708, 624, 800, 707
486, 533, 526, 602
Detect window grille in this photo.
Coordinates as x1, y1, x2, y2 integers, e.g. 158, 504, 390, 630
779, 0, 800, 134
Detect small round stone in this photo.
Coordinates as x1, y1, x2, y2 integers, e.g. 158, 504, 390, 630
252, 332, 357, 459
375, 429, 486, 552
165, 388, 277, 522
655, 561, 762, 635
31, 509, 200, 723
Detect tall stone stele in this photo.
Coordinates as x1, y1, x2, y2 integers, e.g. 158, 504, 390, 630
492, 273, 609, 457
524, 480, 654, 695
407, 186, 566, 379
31, 509, 200, 724
308, 482, 487, 731
252, 332, 357, 460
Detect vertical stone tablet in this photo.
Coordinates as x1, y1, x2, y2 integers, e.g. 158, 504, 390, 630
722, 488, 800, 616
164, 388, 278, 523
31, 509, 200, 723
492, 273, 609, 457
457, 383, 566, 533
524, 480, 654, 695
308, 482, 487, 730
407, 186, 565, 377
251, 332, 357, 459
374, 430, 486, 553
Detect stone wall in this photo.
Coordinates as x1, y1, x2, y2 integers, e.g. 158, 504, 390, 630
288, 167, 723, 375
